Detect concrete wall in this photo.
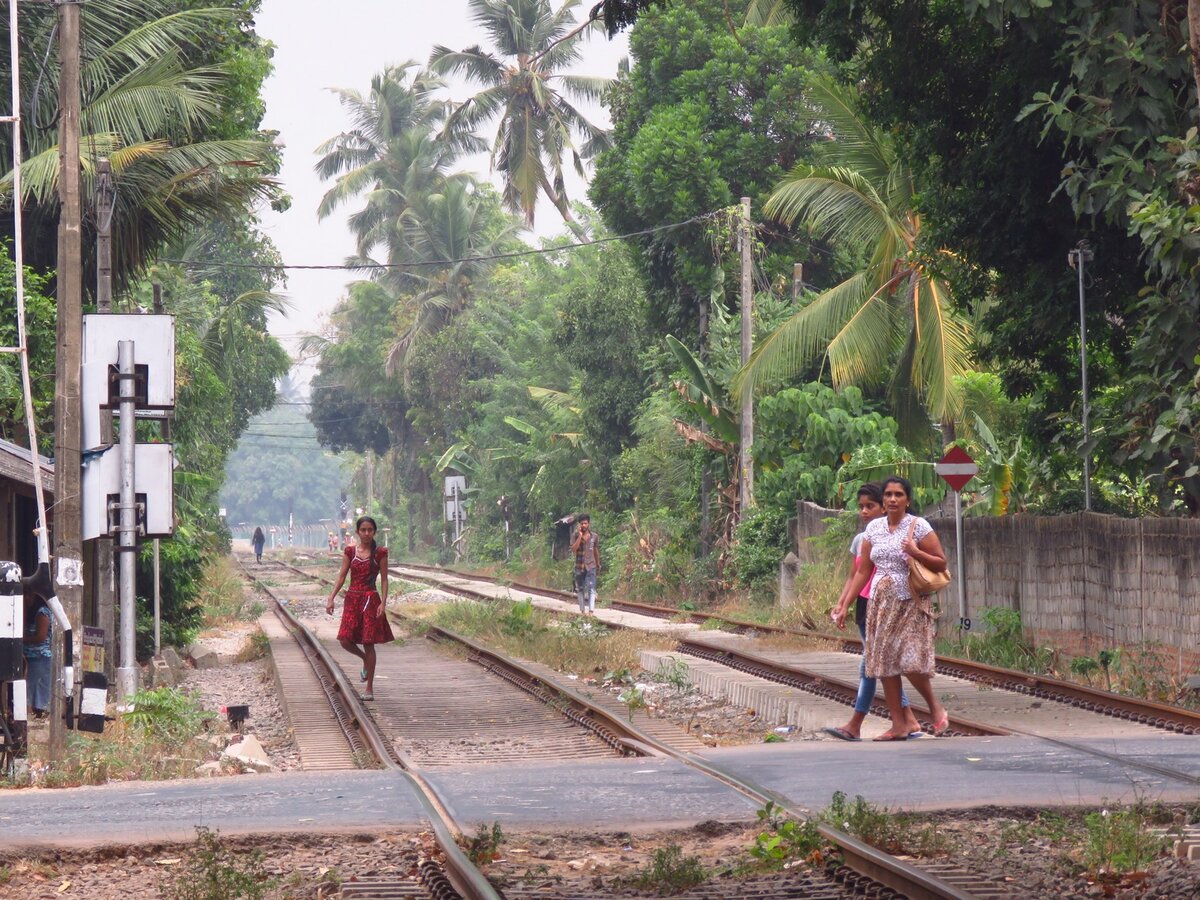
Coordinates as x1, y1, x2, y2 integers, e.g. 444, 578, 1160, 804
792, 502, 1200, 670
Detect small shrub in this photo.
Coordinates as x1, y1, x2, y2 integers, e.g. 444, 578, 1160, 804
938, 606, 1054, 674
750, 802, 823, 867
654, 657, 693, 695
235, 630, 269, 663
500, 599, 537, 637
618, 686, 647, 721
165, 827, 272, 900
823, 792, 954, 856
123, 687, 210, 742
631, 845, 706, 893
466, 822, 505, 866
1082, 806, 1169, 875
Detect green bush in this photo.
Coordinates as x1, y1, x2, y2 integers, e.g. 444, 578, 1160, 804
124, 687, 211, 742
731, 505, 791, 587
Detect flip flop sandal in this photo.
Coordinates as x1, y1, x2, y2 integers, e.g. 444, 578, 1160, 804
360, 667, 368, 682
872, 731, 910, 742
360, 692, 374, 701
932, 715, 950, 736
907, 730, 925, 739
822, 726, 861, 742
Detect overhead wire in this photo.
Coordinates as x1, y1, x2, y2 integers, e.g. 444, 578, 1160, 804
159, 212, 719, 272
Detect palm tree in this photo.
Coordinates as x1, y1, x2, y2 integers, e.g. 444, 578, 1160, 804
314, 63, 482, 259
734, 77, 972, 443
384, 180, 523, 375
0, 1, 279, 291
429, 0, 611, 240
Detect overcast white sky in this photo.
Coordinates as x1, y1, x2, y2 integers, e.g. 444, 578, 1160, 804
253, 1, 629, 361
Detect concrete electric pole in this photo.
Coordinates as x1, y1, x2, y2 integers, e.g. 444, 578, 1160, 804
739, 197, 754, 513
51, 0, 84, 760
95, 158, 116, 684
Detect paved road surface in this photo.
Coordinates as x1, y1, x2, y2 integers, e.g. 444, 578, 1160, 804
4, 734, 1196, 847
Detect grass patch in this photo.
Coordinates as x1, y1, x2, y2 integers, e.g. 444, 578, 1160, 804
235, 629, 270, 663
1082, 805, 1171, 876
164, 827, 273, 900
626, 845, 707, 894
197, 556, 247, 626
421, 598, 674, 678
32, 687, 217, 788
822, 791, 956, 857
937, 606, 1055, 674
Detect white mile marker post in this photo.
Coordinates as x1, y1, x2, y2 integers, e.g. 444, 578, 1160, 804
935, 446, 979, 631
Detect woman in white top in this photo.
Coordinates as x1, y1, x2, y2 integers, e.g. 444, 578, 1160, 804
843, 476, 950, 740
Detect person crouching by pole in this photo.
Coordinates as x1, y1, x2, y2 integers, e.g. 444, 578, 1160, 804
570, 513, 600, 615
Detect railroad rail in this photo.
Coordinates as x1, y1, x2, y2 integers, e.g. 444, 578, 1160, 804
260, 553, 1018, 898
237, 558, 502, 900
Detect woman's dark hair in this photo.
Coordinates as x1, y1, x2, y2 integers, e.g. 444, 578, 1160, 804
252, 527, 264, 541
856, 482, 883, 505
355, 516, 379, 554
881, 476, 917, 512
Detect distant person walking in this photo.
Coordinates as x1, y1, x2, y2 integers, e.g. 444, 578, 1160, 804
826, 482, 921, 741
252, 527, 266, 563
326, 515, 394, 701
22, 585, 51, 719
570, 513, 601, 614
844, 476, 950, 740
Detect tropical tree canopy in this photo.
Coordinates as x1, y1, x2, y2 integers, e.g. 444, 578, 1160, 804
735, 77, 973, 443
430, 0, 611, 239
0, 0, 280, 293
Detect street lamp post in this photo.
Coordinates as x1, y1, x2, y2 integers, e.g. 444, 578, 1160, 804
1067, 240, 1095, 511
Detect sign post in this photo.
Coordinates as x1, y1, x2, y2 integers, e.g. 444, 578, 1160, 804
935, 447, 979, 630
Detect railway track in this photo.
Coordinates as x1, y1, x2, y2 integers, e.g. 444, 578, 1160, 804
245, 554, 1021, 899
391, 561, 1200, 749
237, 557, 501, 900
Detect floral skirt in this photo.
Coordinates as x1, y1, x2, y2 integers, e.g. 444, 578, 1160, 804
337, 589, 395, 645
864, 576, 936, 678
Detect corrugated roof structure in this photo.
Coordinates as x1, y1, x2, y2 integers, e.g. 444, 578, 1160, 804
0, 437, 54, 487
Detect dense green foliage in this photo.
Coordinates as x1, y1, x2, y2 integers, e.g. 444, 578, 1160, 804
591, 0, 834, 338
783, 0, 1200, 512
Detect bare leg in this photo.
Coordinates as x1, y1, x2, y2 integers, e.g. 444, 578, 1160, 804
877, 675, 910, 737
904, 672, 947, 728
363, 644, 377, 694
339, 638, 367, 662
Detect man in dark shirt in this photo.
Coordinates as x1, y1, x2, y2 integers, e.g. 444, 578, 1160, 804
570, 514, 601, 614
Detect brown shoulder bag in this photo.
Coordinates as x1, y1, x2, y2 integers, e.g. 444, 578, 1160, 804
907, 518, 951, 596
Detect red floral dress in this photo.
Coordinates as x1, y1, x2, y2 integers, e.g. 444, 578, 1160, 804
336, 546, 395, 645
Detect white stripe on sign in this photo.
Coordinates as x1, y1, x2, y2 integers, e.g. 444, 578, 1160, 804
11, 680, 26, 721
81, 687, 107, 717
0, 597, 19, 639
935, 463, 979, 475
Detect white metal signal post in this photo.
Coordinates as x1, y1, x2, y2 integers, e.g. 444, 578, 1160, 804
935, 447, 979, 631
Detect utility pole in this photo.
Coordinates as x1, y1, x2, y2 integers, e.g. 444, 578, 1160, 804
116, 340, 137, 702
95, 158, 116, 685
51, 0, 84, 761
1067, 241, 1094, 512
739, 197, 754, 513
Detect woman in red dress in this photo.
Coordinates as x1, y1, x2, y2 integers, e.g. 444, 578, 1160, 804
325, 515, 394, 700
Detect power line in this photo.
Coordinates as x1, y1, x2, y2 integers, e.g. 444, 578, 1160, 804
161, 213, 718, 272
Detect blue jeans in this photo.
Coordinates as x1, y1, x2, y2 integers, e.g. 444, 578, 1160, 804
25, 655, 51, 712
854, 623, 909, 715
576, 568, 596, 611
